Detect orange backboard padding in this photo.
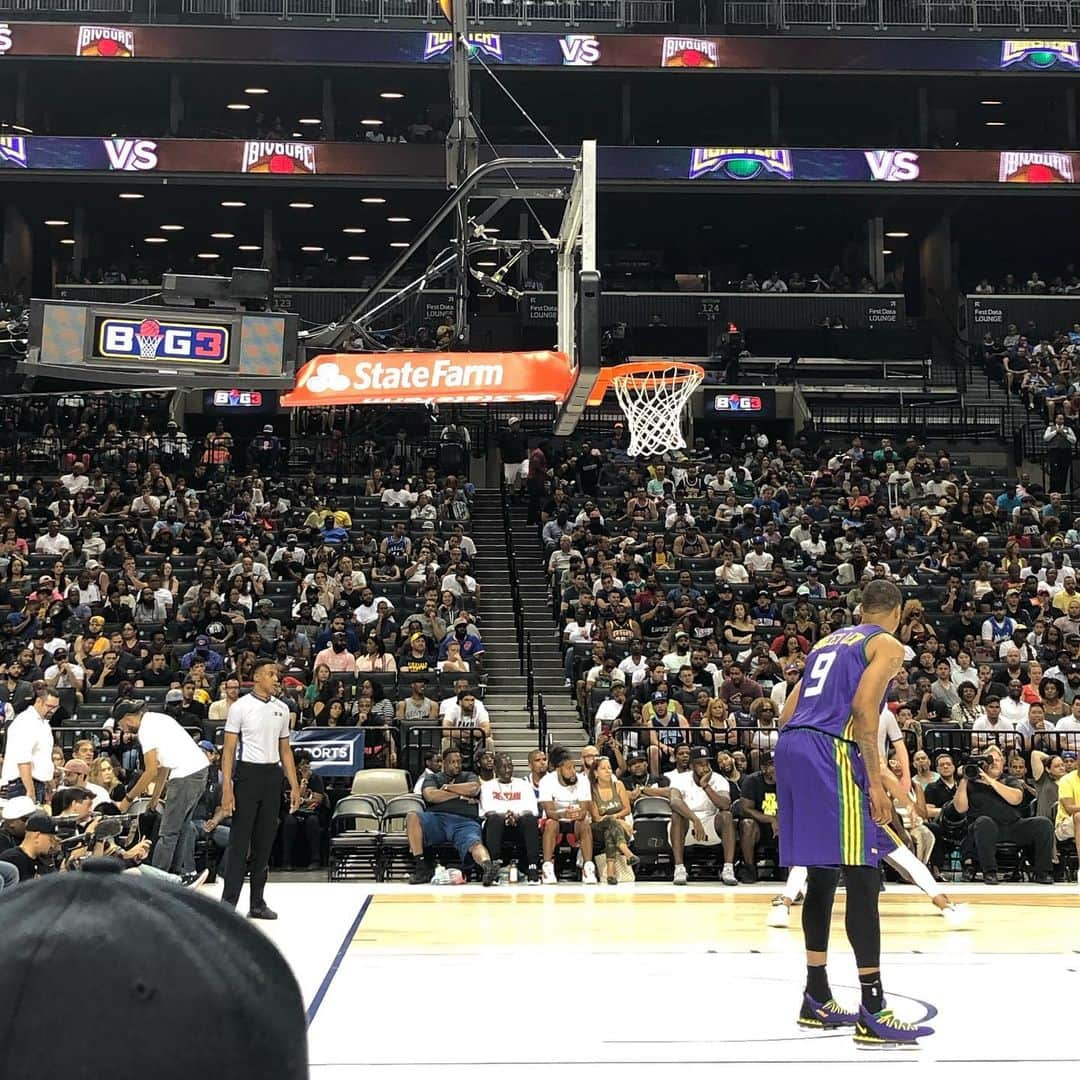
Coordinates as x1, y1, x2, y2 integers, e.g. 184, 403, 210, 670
282, 350, 577, 407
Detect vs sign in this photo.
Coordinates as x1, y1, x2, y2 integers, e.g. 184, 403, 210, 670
104, 138, 158, 171
864, 150, 920, 182
560, 34, 600, 65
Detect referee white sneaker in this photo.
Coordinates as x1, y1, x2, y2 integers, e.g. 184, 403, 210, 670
541, 861, 557, 885
582, 861, 598, 885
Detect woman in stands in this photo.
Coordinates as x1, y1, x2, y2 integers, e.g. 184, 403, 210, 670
311, 675, 347, 725
589, 758, 638, 885
1036, 676, 1067, 724
950, 682, 985, 728
647, 535, 672, 572
898, 600, 929, 649
371, 552, 401, 584
356, 635, 397, 674
437, 587, 464, 627
723, 602, 755, 649
304, 664, 332, 719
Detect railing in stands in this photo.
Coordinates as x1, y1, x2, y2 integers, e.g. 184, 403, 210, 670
726, 0, 1080, 30
809, 401, 1010, 441
536, 693, 548, 751
525, 633, 536, 729
178, 0, 670, 22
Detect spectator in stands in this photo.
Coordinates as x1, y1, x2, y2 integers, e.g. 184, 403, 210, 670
669, 746, 738, 886
956, 744, 1054, 884
479, 752, 541, 883
407, 745, 498, 886
280, 751, 326, 870
538, 745, 597, 885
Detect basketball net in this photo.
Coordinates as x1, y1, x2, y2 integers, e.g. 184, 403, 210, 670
136, 318, 162, 359
612, 364, 704, 457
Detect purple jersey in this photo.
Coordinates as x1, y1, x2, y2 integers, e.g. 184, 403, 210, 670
785, 624, 889, 742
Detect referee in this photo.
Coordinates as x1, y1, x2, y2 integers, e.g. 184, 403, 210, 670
220, 658, 301, 919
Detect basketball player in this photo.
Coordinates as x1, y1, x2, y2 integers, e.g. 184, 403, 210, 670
775, 579, 934, 1047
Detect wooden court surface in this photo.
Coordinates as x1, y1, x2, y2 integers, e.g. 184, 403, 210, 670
352, 886, 1077, 955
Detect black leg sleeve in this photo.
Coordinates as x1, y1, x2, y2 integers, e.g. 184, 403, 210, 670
842, 864, 882, 970
801, 866, 840, 954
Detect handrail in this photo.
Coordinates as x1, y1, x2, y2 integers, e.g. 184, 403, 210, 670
536, 693, 548, 751
525, 632, 536, 729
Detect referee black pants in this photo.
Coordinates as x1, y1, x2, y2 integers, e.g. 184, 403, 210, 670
223, 761, 283, 909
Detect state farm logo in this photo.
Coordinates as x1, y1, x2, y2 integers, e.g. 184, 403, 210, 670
560, 34, 600, 66
999, 151, 1075, 184
76, 25, 134, 57
0, 24, 13, 56
241, 141, 317, 174
661, 36, 717, 67
104, 138, 157, 171
864, 150, 920, 181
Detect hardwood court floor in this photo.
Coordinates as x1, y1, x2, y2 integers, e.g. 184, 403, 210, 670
223, 880, 1079, 1080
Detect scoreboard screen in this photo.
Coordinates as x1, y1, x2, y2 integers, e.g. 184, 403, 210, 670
27, 299, 297, 387
93, 316, 231, 365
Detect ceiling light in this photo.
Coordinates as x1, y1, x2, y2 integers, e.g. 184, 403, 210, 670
477, 261, 496, 267
362, 197, 386, 204
238, 244, 261, 251
981, 99, 1002, 105
387, 216, 411, 223
380, 91, 404, 99
292, 132, 303, 138
985, 121, 1006, 127
227, 103, 251, 111
298, 118, 321, 125
343, 227, 367, 234
160, 224, 184, 231
143, 237, 167, 244
211, 232, 235, 239
118, 192, 144, 199
390, 241, 409, 248
196, 252, 220, 259
289, 202, 314, 209
301, 245, 324, 252
881, 249, 892, 256
221, 200, 246, 208
60, 238, 76, 245
44, 219, 69, 226
244, 87, 269, 95
360, 119, 383, 126
885, 231, 909, 238
348, 255, 370, 261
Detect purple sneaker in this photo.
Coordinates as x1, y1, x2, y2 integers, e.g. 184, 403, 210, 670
798, 992, 859, 1029
853, 1006, 934, 1047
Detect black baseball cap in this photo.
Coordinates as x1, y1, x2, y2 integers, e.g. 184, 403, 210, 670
626, 751, 648, 765
689, 746, 713, 762
0, 862, 306, 1077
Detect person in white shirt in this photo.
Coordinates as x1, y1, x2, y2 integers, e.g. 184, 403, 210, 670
44, 648, 84, 696
538, 745, 596, 884
413, 750, 443, 794
743, 539, 773, 573
562, 611, 598, 687
714, 553, 749, 584
618, 644, 649, 686
34, 522, 71, 556
112, 697, 210, 883
0, 687, 60, 802
997, 682, 1030, 728
667, 746, 738, 885
479, 753, 541, 882
59, 463, 90, 495
1056, 699, 1080, 732
594, 685, 629, 735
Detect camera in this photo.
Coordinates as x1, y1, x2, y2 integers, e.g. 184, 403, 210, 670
962, 755, 990, 780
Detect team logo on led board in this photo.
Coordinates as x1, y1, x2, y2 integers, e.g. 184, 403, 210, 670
1000, 40, 1079, 68
423, 32, 502, 61
999, 151, 1075, 183
688, 147, 793, 180
76, 25, 134, 57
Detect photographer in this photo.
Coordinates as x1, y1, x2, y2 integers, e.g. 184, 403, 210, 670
954, 744, 1054, 884
0, 813, 57, 881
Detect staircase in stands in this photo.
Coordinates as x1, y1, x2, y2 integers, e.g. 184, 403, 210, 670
470, 491, 584, 762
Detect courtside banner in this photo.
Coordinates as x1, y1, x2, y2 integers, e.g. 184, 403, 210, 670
290, 727, 366, 776
282, 350, 576, 406
2, 24, 1079, 72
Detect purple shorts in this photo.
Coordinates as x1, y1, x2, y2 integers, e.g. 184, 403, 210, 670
775, 727, 891, 868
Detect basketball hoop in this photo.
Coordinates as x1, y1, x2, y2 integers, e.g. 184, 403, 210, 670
608, 361, 705, 457
135, 318, 162, 359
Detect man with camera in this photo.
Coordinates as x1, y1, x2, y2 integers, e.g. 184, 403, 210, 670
0, 813, 58, 881
955, 744, 1054, 884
